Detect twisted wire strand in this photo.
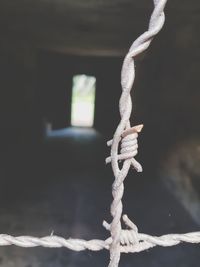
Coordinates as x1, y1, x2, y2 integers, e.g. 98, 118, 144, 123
0, 235, 107, 251
107, 0, 167, 266
0, 231, 200, 253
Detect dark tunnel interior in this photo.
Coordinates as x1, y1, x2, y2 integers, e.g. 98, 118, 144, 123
0, 0, 200, 266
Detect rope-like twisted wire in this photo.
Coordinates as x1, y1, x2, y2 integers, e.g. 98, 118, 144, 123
107, 0, 167, 266
0, 229, 200, 253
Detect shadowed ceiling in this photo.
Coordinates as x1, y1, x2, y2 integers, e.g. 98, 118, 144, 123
0, 0, 199, 56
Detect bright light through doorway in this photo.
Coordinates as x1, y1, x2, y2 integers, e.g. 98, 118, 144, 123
71, 74, 96, 127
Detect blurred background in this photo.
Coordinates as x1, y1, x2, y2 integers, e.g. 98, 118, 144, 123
0, 0, 200, 266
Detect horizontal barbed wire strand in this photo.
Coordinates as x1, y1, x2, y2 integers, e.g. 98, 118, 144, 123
0, 231, 200, 252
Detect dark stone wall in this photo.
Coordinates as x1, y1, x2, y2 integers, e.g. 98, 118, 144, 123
0, 6, 200, 176
0, 42, 43, 142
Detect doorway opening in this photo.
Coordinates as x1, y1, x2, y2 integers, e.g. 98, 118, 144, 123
71, 74, 96, 127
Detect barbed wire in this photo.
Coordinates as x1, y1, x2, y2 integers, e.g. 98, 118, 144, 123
1, 1, 200, 267
106, 0, 168, 266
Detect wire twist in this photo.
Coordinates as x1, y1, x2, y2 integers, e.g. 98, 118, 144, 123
106, 124, 143, 172
106, 0, 167, 266
0, 216, 200, 254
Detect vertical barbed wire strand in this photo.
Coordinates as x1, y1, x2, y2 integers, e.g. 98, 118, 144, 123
108, 0, 167, 266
